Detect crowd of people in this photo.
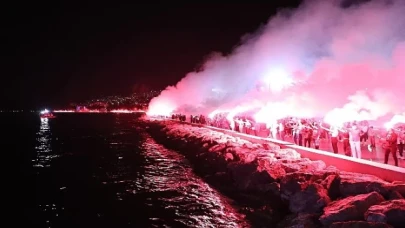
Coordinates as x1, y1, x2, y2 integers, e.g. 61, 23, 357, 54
170, 112, 405, 167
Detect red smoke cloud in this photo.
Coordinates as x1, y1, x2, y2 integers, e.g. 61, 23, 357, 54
148, 0, 405, 126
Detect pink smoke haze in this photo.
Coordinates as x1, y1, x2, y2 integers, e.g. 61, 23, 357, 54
147, 0, 405, 127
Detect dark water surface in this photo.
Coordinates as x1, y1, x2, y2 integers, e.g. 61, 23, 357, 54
6, 113, 248, 228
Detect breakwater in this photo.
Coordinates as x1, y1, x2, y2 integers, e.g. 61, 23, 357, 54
145, 119, 405, 228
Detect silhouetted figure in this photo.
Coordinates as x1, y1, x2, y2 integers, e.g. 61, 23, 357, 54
398, 128, 405, 159
303, 125, 313, 148
330, 126, 339, 154
254, 122, 261, 136
384, 128, 398, 166
279, 122, 285, 141
368, 126, 376, 149
312, 127, 320, 149
360, 124, 369, 146
341, 131, 351, 156
293, 121, 303, 146
349, 124, 361, 159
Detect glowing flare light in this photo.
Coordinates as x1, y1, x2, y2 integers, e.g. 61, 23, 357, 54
147, 102, 176, 116
263, 68, 294, 92
110, 109, 133, 113
40, 109, 49, 115
384, 114, 405, 129
110, 109, 145, 113
54, 110, 75, 113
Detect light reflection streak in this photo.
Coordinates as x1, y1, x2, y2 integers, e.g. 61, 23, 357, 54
33, 118, 58, 168
134, 136, 244, 228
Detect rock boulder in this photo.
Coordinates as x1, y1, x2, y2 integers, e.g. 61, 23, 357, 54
365, 199, 405, 228
319, 192, 385, 226
289, 183, 331, 213
329, 221, 393, 228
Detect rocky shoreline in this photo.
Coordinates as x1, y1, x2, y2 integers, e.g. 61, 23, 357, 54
144, 120, 405, 228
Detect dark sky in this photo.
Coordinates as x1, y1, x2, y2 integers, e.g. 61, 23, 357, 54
5, 2, 304, 109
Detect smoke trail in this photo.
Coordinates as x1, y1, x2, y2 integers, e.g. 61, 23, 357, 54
147, 0, 405, 123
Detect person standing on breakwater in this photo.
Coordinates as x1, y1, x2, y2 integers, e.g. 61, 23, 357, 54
303, 123, 313, 148
330, 125, 339, 154
293, 119, 303, 146
340, 123, 351, 156
239, 118, 245, 133
312, 123, 320, 149
349, 124, 362, 159
368, 126, 376, 151
321, 123, 339, 154
229, 119, 235, 131
254, 121, 261, 136
397, 127, 405, 160
245, 118, 251, 134
360, 122, 369, 147
238, 118, 244, 133
285, 118, 294, 138
383, 128, 398, 166
271, 121, 279, 140
314, 134, 320, 149
279, 120, 285, 141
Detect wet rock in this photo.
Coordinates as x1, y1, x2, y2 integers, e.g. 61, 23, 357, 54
257, 156, 278, 170
387, 191, 404, 200
202, 142, 211, 148
297, 160, 326, 172
322, 174, 341, 200
276, 213, 320, 228
366, 182, 392, 198
201, 135, 215, 145
227, 160, 285, 192
260, 162, 286, 182
319, 192, 385, 226
225, 152, 234, 161
237, 150, 257, 163
280, 173, 313, 201
387, 182, 405, 197
329, 221, 393, 228
279, 158, 302, 164
227, 162, 257, 191
196, 151, 228, 175
242, 142, 255, 149
324, 165, 340, 173
262, 143, 281, 151
289, 183, 331, 213
246, 170, 280, 192
256, 149, 276, 158
208, 143, 227, 153
261, 182, 281, 196
365, 199, 405, 228
225, 141, 239, 148
226, 149, 239, 159
274, 148, 301, 160
281, 163, 302, 173
339, 172, 390, 197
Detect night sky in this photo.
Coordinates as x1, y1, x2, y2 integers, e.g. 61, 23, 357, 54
6, 2, 305, 109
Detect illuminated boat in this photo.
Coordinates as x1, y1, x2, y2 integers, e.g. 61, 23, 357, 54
40, 109, 56, 118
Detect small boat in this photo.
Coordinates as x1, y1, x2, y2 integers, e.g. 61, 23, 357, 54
40, 109, 56, 118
